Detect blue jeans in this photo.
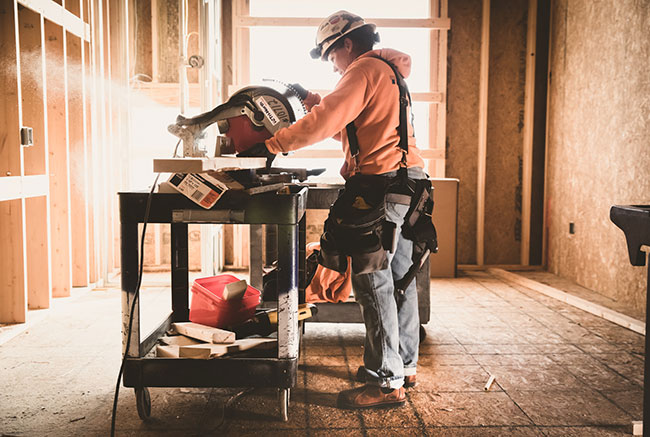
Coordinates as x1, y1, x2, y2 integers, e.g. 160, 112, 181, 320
352, 167, 425, 389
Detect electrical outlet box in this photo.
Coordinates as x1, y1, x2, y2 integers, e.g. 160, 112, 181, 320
20, 127, 33, 147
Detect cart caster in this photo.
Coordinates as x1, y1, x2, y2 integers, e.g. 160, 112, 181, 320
419, 325, 426, 343
279, 388, 290, 422
134, 387, 151, 420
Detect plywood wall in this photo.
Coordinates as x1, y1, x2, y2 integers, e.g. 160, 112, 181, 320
546, 0, 650, 312
446, 0, 534, 265
446, 0, 482, 265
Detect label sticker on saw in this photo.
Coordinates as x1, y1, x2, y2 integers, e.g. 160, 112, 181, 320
255, 96, 280, 126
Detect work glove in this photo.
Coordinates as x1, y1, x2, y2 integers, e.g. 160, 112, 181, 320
237, 142, 276, 169
290, 83, 321, 111
289, 83, 309, 100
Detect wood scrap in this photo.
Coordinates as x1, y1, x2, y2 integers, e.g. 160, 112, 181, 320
179, 344, 229, 359
172, 322, 235, 344
156, 344, 180, 358
159, 335, 203, 346
484, 374, 496, 391
223, 279, 247, 301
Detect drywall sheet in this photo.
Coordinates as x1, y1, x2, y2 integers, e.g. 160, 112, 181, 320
484, 0, 528, 264
446, 0, 482, 264
546, 0, 650, 312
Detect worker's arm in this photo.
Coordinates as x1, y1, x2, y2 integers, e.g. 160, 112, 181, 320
266, 65, 374, 154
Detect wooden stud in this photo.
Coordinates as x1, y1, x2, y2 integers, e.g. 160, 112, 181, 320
520, 0, 537, 266
19, 6, 51, 309
20, 7, 47, 177
488, 268, 645, 335
24, 196, 50, 309
67, 30, 89, 287
541, 0, 554, 269
0, 2, 27, 324
45, 19, 73, 298
435, 0, 449, 177
221, 0, 233, 101
0, 200, 27, 323
1, 3, 22, 179
476, 0, 490, 266
150, 0, 159, 82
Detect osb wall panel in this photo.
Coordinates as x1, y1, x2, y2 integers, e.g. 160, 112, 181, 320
484, 0, 527, 264
445, 0, 482, 264
155, 0, 179, 83
546, 0, 650, 313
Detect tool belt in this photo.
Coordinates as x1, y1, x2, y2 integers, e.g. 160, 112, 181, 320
318, 173, 438, 275
319, 174, 394, 274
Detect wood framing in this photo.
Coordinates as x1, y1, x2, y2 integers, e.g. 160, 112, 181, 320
67, 30, 89, 287
476, 0, 490, 266
235, 16, 451, 29
0, 1, 27, 324
520, 0, 537, 265
0, 176, 48, 201
0, 200, 27, 323
45, 19, 73, 298
25, 196, 50, 309
17, 0, 90, 41
1, 0, 126, 324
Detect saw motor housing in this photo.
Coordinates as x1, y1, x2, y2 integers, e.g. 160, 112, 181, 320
169, 81, 307, 158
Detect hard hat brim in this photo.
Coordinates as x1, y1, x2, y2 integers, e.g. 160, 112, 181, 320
312, 22, 376, 61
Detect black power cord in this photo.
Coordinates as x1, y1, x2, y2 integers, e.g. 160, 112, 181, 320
110, 152, 168, 435
110, 171, 160, 436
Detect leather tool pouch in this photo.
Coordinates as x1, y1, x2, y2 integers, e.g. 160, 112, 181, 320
319, 174, 395, 274
401, 179, 438, 253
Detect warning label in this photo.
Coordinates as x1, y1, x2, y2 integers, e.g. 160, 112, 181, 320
255, 96, 280, 126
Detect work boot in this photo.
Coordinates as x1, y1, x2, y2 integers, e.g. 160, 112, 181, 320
356, 366, 417, 389
404, 374, 417, 388
355, 365, 366, 382
337, 384, 406, 409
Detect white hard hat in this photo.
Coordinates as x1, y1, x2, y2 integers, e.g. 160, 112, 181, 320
309, 10, 376, 61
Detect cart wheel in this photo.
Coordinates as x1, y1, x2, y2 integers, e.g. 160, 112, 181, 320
279, 388, 290, 422
135, 387, 151, 420
419, 325, 426, 343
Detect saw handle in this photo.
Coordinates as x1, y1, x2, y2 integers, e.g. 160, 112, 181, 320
289, 83, 309, 100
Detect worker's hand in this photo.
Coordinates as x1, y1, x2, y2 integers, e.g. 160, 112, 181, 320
290, 83, 309, 100
237, 142, 276, 168
290, 83, 321, 111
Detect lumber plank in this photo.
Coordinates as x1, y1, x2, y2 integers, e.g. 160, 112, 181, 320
172, 322, 235, 344
159, 335, 203, 346
179, 344, 229, 359
67, 30, 89, 287
520, 0, 538, 265
476, 0, 490, 266
45, 19, 72, 298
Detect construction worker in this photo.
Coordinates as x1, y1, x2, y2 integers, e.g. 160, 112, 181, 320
261, 10, 426, 409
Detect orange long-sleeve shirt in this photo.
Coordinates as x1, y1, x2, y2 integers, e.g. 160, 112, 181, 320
265, 48, 425, 179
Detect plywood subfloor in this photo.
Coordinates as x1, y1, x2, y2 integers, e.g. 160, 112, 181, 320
0, 271, 642, 435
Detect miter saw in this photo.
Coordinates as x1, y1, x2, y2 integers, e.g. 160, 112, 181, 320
168, 80, 308, 159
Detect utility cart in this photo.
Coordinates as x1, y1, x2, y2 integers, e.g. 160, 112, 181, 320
119, 185, 307, 422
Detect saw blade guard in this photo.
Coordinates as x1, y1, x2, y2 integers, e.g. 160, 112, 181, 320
169, 81, 307, 156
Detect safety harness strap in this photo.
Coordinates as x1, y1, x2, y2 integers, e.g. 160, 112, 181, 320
345, 56, 411, 175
